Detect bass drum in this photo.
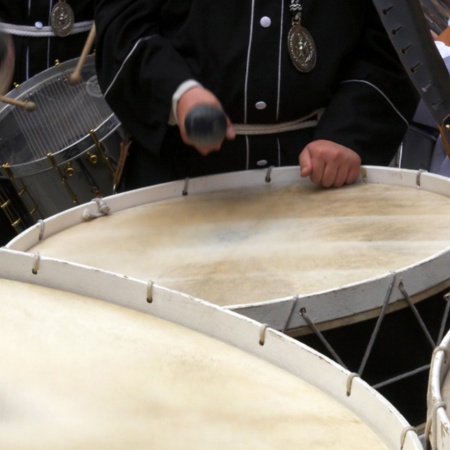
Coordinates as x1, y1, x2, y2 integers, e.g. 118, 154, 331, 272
0, 248, 423, 449
8, 165, 450, 425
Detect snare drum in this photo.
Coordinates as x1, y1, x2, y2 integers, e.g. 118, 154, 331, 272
0, 55, 126, 225
0, 248, 422, 449
427, 328, 450, 449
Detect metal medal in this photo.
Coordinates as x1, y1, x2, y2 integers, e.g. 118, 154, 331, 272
287, 22, 317, 73
51, 0, 74, 37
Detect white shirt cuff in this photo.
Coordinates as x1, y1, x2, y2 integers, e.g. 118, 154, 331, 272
168, 80, 202, 125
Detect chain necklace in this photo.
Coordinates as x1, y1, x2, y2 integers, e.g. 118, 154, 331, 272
287, 0, 317, 73
51, 0, 74, 37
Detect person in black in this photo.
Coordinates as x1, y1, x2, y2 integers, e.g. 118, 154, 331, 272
94, 0, 419, 191
0, 0, 94, 245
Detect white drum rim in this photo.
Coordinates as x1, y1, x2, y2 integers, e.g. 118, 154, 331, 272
7, 165, 450, 334
0, 247, 422, 449
427, 328, 450, 448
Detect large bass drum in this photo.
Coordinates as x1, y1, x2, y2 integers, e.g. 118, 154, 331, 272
0, 248, 423, 449
0, 54, 126, 229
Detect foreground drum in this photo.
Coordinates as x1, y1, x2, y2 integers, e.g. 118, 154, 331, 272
8, 166, 450, 334
0, 249, 422, 449
427, 328, 450, 448
0, 55, 125, 228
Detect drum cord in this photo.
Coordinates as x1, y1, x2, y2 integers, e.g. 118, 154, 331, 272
294, 274, 450, 393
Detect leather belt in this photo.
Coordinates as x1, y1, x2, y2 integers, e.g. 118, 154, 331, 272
372, 0, 450, 156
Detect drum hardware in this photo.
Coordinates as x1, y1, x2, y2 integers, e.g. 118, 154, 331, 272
89, 129, 115, 176
46, 152, 79, 206
1, 163, 41, 223
64, 162, 74, 177
0, 190, 24, 233
85, 151, 98, 164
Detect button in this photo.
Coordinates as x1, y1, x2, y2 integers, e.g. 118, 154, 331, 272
260, 16, 271, 28
257, 159, 268, 167
35, 21, 43, 29
255, 101, 267, 110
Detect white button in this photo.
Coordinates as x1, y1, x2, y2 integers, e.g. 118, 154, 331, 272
35, 21, 43, 29
255, 101, 267, 110
257, 159, 268, 167
260, 16, 271, 28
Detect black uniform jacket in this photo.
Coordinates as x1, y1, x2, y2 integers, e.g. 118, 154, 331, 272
94, 0, 419, 186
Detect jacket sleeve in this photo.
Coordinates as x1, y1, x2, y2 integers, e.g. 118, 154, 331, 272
94, 0, 194, 154
313, 8, 420, 165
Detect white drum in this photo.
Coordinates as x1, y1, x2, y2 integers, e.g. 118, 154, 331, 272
7, 166, 450, 335
0, 248, 422, 449
427, 328, 450, 449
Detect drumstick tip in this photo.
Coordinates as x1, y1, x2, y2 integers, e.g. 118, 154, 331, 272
24, 101, 37, 112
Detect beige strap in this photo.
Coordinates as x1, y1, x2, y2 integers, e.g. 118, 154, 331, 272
233, 108, 324, 135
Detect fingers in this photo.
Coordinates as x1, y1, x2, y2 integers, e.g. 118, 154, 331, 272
299, 140, 361, 187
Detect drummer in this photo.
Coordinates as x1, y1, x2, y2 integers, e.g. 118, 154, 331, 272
0, 1, 94, 245
94, 0, 419, 191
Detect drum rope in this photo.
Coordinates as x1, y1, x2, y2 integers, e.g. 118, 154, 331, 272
299, 307, 347, 368
372, 364, 430, 390
147, 281, 154, 304
282, 294, 299, 333
437, 291, 450, 344
345, 372, 359, 396
400, 426, 418, 450
32, 253, 40, 275
82, 198, 111, 221
398, 280, 436, 349
431, 345, 449, 364
358, 273, 396, 377
259, 323, 269, 346
38, 219, 45, 241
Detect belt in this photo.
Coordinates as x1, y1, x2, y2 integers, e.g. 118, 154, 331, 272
233, 108, 324, 135
0, 21, 93, 38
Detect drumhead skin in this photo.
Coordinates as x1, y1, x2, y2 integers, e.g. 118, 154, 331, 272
0, 249, 422, 449
8, 166, 450, 333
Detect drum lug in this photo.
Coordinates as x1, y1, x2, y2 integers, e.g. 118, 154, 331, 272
65, 162, 75, 177
85, 152, 98, 164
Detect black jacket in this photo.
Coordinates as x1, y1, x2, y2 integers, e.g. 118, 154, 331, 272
94, 0, 419, 185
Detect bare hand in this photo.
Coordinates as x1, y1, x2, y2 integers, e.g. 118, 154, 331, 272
299, 139, 361, 187
177, 86, 235, 155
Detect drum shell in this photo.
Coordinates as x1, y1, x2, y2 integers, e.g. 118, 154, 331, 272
0, 55, 123, 221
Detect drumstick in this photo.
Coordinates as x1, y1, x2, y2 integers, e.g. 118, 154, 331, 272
0, 95, 36, 111
69, 23, 96, 85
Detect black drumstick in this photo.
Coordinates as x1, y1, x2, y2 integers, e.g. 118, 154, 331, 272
184, 105, 227, 146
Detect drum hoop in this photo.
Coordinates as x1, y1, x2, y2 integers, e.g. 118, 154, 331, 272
7, 165, 450, 333
0, 55, 121, 178
0, 247, 423, 449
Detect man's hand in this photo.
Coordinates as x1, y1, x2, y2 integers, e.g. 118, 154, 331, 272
299, 139, 361, 187
177, 86, 235, 155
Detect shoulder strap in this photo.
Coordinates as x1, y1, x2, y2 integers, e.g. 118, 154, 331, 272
372, 0, 450, 155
